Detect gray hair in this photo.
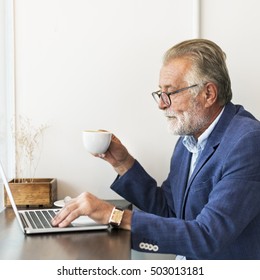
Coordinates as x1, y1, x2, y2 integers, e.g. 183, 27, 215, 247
163, 39, 232, 105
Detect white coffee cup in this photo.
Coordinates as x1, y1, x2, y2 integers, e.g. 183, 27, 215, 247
82, 130, 112, 154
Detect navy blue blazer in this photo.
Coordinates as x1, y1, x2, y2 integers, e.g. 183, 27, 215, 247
111, 102, 260, 259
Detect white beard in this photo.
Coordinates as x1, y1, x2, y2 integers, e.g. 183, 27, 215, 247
165, 101, 210, 136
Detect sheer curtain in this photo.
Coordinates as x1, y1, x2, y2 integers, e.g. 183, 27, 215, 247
0, 0, 15, 211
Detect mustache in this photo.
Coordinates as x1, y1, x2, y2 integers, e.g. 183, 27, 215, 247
164, 110, 176, 118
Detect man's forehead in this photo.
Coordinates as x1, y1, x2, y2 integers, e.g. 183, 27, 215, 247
162, 57, 192, 72
160, 58, 192, 84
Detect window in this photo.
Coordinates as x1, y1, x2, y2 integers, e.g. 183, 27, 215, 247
0, 0, 15, 211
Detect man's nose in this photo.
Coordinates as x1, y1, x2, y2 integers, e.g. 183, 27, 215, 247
158, 97, 169, 110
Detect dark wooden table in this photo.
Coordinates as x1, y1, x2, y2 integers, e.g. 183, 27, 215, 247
0, 201, 131, 260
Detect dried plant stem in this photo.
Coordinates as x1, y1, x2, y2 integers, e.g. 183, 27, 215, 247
12, 116, 49, 182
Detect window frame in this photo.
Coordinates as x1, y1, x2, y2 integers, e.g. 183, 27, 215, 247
0, 0, 15, 211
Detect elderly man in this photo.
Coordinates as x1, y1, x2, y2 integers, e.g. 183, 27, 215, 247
52, 39, 260, 260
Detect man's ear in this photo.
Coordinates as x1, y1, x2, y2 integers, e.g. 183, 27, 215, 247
204, 82, 218, 107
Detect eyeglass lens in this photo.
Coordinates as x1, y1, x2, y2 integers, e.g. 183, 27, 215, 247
153, 92, 171, 106
161, 92, 171, 106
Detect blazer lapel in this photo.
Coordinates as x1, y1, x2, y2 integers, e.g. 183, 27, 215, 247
175, 149, 192, 218
180, 145, 217, 218
188, 145, 216, 185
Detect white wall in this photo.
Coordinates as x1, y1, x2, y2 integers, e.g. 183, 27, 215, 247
14, 0, 194, 200
201, 0, 260, 119
13, 0, 260, 201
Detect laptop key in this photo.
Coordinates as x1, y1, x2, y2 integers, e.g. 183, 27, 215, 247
42, 210, 56, 226
25, 211, 43, 229
35, 211, 51, 228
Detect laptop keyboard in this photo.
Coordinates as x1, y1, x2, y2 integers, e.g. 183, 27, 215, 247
24, 210, 59, 229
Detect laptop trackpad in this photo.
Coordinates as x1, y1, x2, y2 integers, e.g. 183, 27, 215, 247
71, 216, 99, 227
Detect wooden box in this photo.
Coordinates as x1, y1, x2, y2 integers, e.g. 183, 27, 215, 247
4, 178, 57, 207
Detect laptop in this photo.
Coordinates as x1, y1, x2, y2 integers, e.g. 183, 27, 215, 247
0, 160, 108, 234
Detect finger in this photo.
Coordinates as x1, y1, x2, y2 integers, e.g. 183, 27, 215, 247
51, 207, 67, 225
111, 134, 121, 143
57, 210, 79, 228
53, 208, 79, 227
98, 153, 106, 159
92, 153, 106, 160
51, 203, 75, 226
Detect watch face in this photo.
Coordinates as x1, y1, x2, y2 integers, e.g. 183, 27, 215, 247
109, 207, 124, 226
114, 209, 123, 221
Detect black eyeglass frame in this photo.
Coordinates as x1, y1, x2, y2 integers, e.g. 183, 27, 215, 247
151, 84, 199, 106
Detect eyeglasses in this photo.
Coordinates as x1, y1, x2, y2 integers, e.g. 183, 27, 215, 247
151, 84, 198, 106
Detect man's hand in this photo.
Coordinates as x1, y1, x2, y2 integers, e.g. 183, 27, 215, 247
96, 134, 135, 176
51, 192, 113, 227
51, 192, 132, 230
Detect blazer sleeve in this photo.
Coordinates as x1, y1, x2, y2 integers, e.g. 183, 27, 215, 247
111, 160, 176, 217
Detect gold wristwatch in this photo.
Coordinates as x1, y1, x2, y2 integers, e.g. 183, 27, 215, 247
109, 206, 124, 227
